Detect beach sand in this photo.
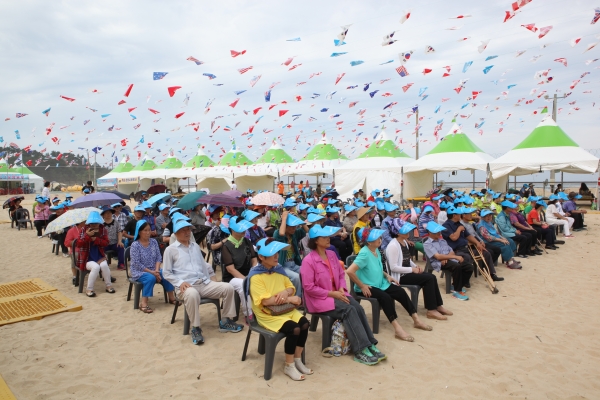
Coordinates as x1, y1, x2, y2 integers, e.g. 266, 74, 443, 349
1, 193, 599, 399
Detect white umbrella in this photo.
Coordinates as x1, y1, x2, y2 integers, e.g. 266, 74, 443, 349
44, 207, 101, 235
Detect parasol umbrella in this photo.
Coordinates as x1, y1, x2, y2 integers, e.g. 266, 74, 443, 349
70, 192, 123, 208
44, 207, 100, 235
147, 192, 171, 205
251, 191, 285, 206
177, 191, 208, 211
148, 184, 167, 194
222, 189, 243, 198
198, 193, 244, 208
3, 196, 25, 209
102, 190, 131, 200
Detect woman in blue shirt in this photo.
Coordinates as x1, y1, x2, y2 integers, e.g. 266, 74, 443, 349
346, 228, 432, 342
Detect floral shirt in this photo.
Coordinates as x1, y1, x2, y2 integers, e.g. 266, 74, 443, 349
103, 216, 122, 245
130, 240, 162, 280
207, 226, 228, 266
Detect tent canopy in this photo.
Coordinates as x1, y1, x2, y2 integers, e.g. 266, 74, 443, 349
159, 156, 183, 169
218, 147, 253, 167
290, 136, 348, 175
184, 147, 215, 169
255, 142, 294, 164
490, 117, 599, 178
131, 155, 158, 171
111, 159, 134, 173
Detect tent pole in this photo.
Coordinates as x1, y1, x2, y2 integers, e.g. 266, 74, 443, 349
472, 170, 475, 190
415, 109, 420, 160
400, 167, 404, 203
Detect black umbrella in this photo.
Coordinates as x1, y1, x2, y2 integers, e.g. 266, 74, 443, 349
3, 196, 24, 209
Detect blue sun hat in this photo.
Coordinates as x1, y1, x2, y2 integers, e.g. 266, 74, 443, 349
426, 221, 446, 233
256, 238, 290, 257
398, 222, 416, 235
171, 213, 191, 224
493, 193, 502, 199
159, 203, 170, 211
168, 207, 182, 216
367, 201, 376, 207
371, 189, 381, 197
548, 194, 559, 200
384, 202, 399, 212
134, 205, 146, 212
111, 202, 123, 209
344, 204, 358, 212
327, 198, 338, 205
383, 193, 393, 199
575, 194, 582, 199
439, 201, 451, 209
325, 205, 341, 213
173, 219, 193, 234
538, 200, 548, 207
405, 207, 421, 214
229, 216, 254, 233
283, 198, 297, 208
307, 213, 325, 224
433, 194, 444, 201
307, 206, 321, 214
242, 209, 260, 222
86, 211, 103, 225
353, 189, 360, 195
83, 188, 90, 193
52, 197, 60, 203
357, 227, 386, 243
500, 200, 517, 209
505, 194, 516, 200
65, 194, 73, 199
309, 225, 341, 238
297, 203, 311, 212
423, 205, 434, 213
480, 209, 494, 217
245, 198, 253, 206
354, 200, 365, 207
133, 219, 149, 240
558, 192, 569, 201
285, 214, 305, 227
141, 201, 152, 209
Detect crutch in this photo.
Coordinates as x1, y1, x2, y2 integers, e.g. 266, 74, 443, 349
467, 245, 499, 294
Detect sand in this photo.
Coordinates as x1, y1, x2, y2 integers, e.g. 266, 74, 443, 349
1, 193, 600, 399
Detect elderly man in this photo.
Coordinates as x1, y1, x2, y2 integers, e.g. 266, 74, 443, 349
112, 202, 130, 234
155, 204, 171, 237
562, 192, 587, 231
163, 220, 243, 345
423, 222, 473, 301
440, 207, 478, 289
123, 205, 146, 245
460, 208, 504, 282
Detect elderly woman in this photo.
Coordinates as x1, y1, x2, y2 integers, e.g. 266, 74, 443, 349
301, 225, 384, 365
527, 202, 558, 250
385, 222, 451, 321
130, 220, 176, 313
75, 211, 115, 297
248, 238, 312, 381
346, 228, 431, 342
33, 197, 50, 238
243, 209, 267, 246
477, 210, 521, 269
324, 205, 352, 261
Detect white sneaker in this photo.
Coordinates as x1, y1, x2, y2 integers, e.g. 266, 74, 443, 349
38, 236, 43, 239
63, 253, 70, 258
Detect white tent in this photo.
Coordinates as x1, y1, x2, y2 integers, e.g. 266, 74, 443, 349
404, 124, 496, 198
335, 130, 413, 201
490, 117, 599, 178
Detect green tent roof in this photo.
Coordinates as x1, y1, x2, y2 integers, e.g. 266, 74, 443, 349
185, 148, 215, 168
358, 130, 410, 159
10, 165, 35, 175
159, 156, 183, 169
112, 160, 134, 173
427, 124, 485, 155
219, 149, 253, 166
513, 117, 579, 150
132, 156, 158, 171
255, 143, 294, 164
301, 138, 348, 161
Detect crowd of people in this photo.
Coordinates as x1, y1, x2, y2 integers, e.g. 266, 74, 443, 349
6, 181, 590, 381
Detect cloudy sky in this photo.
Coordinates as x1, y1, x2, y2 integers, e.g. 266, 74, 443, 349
1, 0, 599, 167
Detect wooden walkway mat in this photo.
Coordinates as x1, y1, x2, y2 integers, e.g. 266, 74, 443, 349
0, 280, 82, 326
0, 374, 16, 400
0, 278, 56, 299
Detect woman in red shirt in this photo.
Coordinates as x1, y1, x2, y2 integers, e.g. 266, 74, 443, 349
527, 203, 558, 250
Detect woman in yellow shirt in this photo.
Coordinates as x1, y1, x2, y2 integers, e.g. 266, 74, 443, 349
248, 238, 312, 381
352, 206, 372, 254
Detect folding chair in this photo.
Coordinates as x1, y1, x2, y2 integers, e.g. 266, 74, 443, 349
124, 246, 168, 310
241, 277, 305, 381
16, 209, 33, 231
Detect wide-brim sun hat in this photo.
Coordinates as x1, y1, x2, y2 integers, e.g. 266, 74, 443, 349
133, 220, 149, 240
357, 227, 386, 243
398, 222, 416, 235
242, 209, 260, 222
286, 214, 305, 227
426, 221, 446, 233
325, 206, 341, 213
480, 209, 494, 217
356, 206, 372, 219
309, 225, 341, 238
256, 238, 290, 257
173, 220, 193, 234
307, 213, 325, 224
500, 200, 517, 209
134, 205, 146, 212
344, 204, 358, 212
159, 204, 170, 211
229, 216, 254, 233
86, 211, 103, 225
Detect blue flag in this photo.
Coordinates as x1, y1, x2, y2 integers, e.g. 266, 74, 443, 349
264, 90, 271, 102
483, 65, 494, 74
462, 61, 473, 73
153, 72, 168, 80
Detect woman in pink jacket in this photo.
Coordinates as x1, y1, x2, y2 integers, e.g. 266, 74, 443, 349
34, 197, 50, 238
301, 225, 384, 366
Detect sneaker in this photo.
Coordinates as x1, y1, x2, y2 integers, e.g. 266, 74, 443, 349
507, 262, 522, 270
451, 285, 467, 293
353, 348, 379, 365
369, 345, 387, 361
191, 327, 204, 345
38, 236, 43, 239
219, 318, 244, 333
62, 253, 70, 258
452, 291, 469, 301
117, 265, 126, 271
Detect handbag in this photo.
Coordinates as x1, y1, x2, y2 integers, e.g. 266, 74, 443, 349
264, 302, 297, 316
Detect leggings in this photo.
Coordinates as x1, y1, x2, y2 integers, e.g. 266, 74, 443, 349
34, 220, 45, 236
367, 285, 416, 323
278, 316, 309, 355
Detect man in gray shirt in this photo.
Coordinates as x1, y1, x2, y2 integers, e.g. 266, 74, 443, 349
163, 220, 243, 345
460, 209, 503, 282
155, 204, 171, 237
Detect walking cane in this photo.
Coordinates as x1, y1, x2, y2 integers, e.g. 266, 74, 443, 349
536, 238, 549, 254
467, 245, 499, 294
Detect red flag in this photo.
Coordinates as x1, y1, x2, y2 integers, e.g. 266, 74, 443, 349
148, 108, 160, 114
279, 110, 289, 117
56, 153, 63, 161
60, 95, 76, 102
121, 139, 128, 146
253, 107, 262, 115
124, 84, 134, 97
335, 73, 345, 85
26, 160, 32, 166
229, 98, 240, 108
128, 107, 137, 112
118, 100, 126, 105
230, 49, 246, 57
168, 86, 182, 97
422, 69, 432, 75
175, 112, 185, 119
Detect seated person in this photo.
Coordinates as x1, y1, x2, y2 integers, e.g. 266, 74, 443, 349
507, 202, 542, 255
351, 207, 373, 254
546, 196, 574, 238
342, 204, 358, 234
527, 202, 558, 249
562, 192, 587, 231
243, 209, 267, 246
380, 203, 400, 251
477, 210, 522, 269
130, 220, 177, 313
123, 205, 146, 246
74, 211, 115, 297
324, 205, 353, 261
346, 228, 432, 342
163, 220, 243, 346
301, 225, 384, 366
142, 202, 158, 238
459, 208, 504, 282
155, 204, 171, 237
423, 222, 473, 301
579, 182, 595, 205
65, 221, 86, 285
441, 207, 477, 289
273, 211, 307, 297
221, 216, 258, 317
100, 205, 125, 270
386, 222, 453, 320
494, 201, 534, 258
206, 210, 229, 267
248, 238, 312, 381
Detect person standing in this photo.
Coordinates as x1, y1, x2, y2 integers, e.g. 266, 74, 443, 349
231, 180, 237, 190
41, 181, 50, 199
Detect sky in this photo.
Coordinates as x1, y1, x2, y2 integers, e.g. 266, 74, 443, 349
1, 0, 600, 169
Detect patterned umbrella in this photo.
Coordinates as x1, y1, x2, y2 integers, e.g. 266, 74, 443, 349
2, 196, 25, 209
251, 191, 285, 206
44, 207, 100, 235
70, 192, 123, 208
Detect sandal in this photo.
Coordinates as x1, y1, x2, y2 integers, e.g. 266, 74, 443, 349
284, 363, 305, 381
294, 358, 313, 375
395, 333, 414, 342
106, 287, 116, 294
86, 291, 96, 297
140, 306, 153, 313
